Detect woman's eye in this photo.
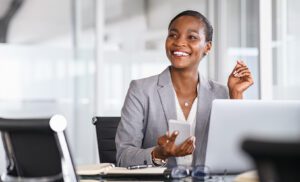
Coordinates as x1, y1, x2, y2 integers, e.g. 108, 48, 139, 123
168, 33, 177, 38
188, 35, 198, 40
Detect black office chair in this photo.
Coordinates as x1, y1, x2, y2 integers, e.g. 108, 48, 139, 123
92, 117, 120, 164
242, 139, 300, 182
0, 115, 78, 182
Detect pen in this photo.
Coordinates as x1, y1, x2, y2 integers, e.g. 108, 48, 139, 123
127, 164, 153, 170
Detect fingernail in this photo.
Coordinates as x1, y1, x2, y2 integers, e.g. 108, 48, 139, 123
174, 131, 178, 135
190, 136, 195, 142
238, 60, 245, 64
233, 71, 237, 74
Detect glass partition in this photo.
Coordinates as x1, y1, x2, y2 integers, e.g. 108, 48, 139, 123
216, 0, 260, 99
0, 0, 96, 172
272, 0, 300, 99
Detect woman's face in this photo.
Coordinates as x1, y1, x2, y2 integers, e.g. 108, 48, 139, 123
165, 16, 211, 70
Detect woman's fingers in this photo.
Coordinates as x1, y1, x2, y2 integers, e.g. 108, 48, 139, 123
235, 70, 253, 82
157, 135, 167, 146
232, 60, 248, 76
169, 131, 179, 143
234, 66, 248, 74
231, 62, 241, 75
159, 133, 197, 157
157, 131, 173, 146
238, 70, 251, 77
230, 60, 246, 75
235, 70, 251, 78
186, 143, 195, 154
184, 137, 196, 154
237, 60, 247, 66
233, 65, 252, 78
228, 60, 254, 98
159, 131, 178, 155
232, 60, 254, 83
175, 136, 195, 156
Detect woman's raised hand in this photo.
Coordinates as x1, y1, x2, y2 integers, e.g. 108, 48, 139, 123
152, 131, 196, 160
227, 60, 254, 99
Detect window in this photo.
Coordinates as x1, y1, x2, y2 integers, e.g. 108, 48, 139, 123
272, 0, 300, 99
0, 0, 96, 171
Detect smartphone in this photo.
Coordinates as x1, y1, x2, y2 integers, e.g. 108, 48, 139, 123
168, 119, 192, 145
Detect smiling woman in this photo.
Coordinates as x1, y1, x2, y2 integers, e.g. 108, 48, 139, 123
115, 10, 254, 168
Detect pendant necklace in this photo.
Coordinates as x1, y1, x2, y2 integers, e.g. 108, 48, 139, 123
184, 100, 190, 107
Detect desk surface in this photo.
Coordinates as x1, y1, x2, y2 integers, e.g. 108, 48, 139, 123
80, 175, 237, 182
77, 164, 244, 182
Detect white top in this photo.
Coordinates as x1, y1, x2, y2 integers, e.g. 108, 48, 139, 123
173, 85, 198, 166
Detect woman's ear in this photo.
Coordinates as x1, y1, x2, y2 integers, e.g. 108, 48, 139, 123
204, 41, 212, 55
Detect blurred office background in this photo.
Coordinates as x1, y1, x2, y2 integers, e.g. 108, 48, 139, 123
0, 0, 299, 172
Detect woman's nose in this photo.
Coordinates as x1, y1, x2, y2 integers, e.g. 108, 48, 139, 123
173, 37, 187, 47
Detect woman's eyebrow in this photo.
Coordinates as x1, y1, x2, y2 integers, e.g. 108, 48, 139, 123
169, 28, 178, 32
187, 29, 200, 34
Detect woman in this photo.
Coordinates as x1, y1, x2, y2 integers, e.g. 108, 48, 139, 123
115, 10, 253, 167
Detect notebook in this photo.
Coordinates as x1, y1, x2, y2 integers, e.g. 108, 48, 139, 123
77, 163, 166, 178
77, 163, 115, 176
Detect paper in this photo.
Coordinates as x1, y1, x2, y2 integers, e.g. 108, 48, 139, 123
77, 163, 166, 176
168, 119, 192, 145
107, 167, 167, 175
76, 163, 115, 176
234, 170, 259, 182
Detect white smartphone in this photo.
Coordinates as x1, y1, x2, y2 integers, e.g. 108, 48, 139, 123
168, 119, 192, 145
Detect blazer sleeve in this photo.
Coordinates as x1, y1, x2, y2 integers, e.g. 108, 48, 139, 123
115, 80, 154, 167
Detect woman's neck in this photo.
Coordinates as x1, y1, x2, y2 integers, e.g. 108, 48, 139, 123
170, 67, 199, 94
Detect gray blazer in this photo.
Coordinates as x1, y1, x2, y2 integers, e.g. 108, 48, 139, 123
115, 67, 229, 167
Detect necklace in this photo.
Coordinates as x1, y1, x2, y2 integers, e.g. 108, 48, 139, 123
184, 100, 190, 107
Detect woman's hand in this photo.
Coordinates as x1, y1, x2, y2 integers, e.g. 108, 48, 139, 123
152, 131, 196, 160
228, 60, 254, 99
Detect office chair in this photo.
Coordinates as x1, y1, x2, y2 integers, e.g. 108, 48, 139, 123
242, 139, 300, 182
0, 115, 78, 182
92, 117, 120, 164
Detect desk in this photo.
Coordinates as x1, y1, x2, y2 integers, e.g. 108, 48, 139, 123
77, 164, 239, 182
79, 175, 237, 182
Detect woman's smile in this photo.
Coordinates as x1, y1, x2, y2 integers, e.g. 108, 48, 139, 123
172, 50, 190, 57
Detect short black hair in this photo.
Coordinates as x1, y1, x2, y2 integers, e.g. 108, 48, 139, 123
168, 10, 213, 42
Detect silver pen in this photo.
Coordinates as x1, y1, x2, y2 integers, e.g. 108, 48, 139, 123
127, 164, 153, 170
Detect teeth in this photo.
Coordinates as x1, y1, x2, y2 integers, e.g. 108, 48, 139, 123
173, 51, 189, 56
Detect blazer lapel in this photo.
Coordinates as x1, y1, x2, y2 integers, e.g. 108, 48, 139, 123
157, 67, 177, 128
193, 74, 213, 166
157, 69, 213, 166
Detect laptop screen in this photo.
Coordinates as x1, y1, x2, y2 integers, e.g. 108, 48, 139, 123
206, 100, 300, 174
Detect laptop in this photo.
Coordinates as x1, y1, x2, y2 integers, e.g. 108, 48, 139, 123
205, 100, 300, 174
